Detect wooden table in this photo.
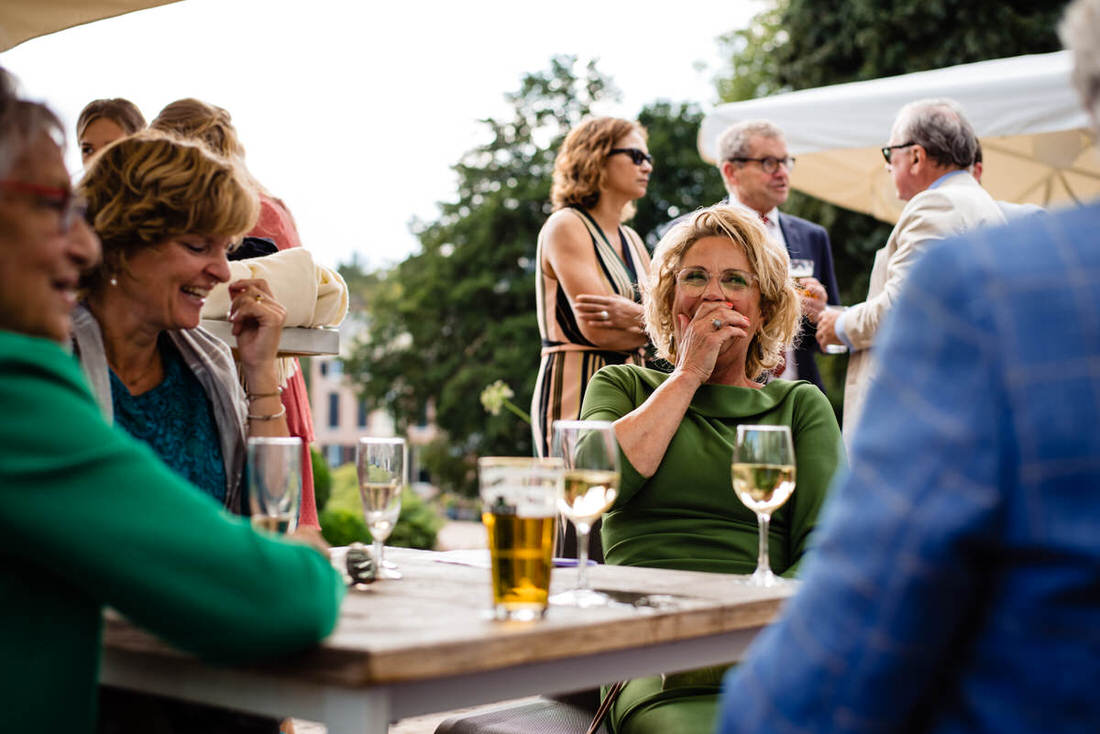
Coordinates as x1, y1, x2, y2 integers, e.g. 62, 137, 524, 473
101, 548, 793, 733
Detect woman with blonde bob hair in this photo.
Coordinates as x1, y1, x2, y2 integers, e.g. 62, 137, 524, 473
73, 130, 290, 514
579, 204, 844, 734
532, 116, 653, 459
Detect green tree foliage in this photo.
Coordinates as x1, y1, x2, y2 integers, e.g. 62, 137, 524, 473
633, 101, 729, 246
716, 0, 1066, 414
342, 59, 724, 495
310, 446, 332, 511
343, 57, 613, 476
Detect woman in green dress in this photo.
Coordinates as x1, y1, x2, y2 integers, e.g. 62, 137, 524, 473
580, 204, 845, 733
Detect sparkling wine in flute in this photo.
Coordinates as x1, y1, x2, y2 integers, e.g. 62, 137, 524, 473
251, 514, 293, 534
732, 463, 796, 514
559, 469, 619, 527
359, 480, 402, 542
483, 511, 556, 616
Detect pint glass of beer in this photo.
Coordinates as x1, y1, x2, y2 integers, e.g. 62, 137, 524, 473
478, 457, 564, 621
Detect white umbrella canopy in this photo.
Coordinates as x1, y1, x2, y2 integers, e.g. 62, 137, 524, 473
698, 51, 1099, 223
0, 0, 180, 53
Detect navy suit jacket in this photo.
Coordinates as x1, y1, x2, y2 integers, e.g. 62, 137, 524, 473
777, 213, 839, 389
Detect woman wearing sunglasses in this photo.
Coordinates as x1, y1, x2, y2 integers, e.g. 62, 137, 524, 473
0, 71, 341, 734
579, 204, 844, 734
531, 116, 654, 459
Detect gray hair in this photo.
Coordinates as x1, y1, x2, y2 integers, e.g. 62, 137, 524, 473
0, 68, 63, 179
891, 98, 977, 169
1062, 0, 1100, 128
716, 119, 785, 163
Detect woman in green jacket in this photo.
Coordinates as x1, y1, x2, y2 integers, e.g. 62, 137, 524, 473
0, 71, 343, 734
580, 204, 845, 733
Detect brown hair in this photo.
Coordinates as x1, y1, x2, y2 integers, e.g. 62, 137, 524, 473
150, 98, 245, 159
78, 130, 259, 292
76, 98, 146, 140
645, 205, 802, 381
550, 117, 646, 211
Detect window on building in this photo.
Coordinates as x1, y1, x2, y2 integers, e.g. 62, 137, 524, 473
320, 361, 328, 377
357, 399, 368, 428
328, 392, 340, 428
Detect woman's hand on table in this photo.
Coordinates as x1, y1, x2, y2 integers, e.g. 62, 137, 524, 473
228, 278, 286, 372
574, 293, 645, 334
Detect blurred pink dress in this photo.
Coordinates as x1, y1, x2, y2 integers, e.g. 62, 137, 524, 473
249, 194, 320, 529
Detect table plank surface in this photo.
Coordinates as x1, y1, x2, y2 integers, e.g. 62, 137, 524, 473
104, 547, 793, 689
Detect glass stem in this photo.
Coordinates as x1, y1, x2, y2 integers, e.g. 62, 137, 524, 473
576, 524, 591, 591
373, 539, 385, 569
756, 513, 772, 577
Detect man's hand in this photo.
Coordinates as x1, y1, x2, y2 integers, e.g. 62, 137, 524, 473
798, 276, 828, 322
816, 307, 843, 351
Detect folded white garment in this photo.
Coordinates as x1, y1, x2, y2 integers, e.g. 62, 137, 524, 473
200, 248, 349, 327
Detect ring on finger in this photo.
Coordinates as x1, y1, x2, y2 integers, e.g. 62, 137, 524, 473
600, 310, 609, 320
712, 318, 722, 331
254, 293, 264, 303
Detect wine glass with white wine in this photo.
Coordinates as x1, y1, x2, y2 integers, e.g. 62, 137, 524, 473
731, 424, 796, 587
356, 437, 406, 580
549, 420, 619, 608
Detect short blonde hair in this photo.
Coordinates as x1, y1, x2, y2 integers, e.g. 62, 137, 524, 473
78, 130, 259, 292
644, 205, 802, 381
551, 117, 646, 211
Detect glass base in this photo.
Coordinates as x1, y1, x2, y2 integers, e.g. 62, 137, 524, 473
824, 344, 848, 354
738, 568, 789, 588
550, 587, 614, 608
492, 603, 548, 622
376, 566, 402, 580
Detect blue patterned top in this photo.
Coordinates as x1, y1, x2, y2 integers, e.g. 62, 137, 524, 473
110, 337, 227, 503
718, 204, 1100, 734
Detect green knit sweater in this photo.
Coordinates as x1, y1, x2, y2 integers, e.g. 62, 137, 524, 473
0, 331, 344, 733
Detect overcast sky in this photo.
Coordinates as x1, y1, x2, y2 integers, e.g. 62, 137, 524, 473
1, 0, 761, 269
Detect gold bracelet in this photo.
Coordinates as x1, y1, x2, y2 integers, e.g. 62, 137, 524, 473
247, 389, 283, 401
247, 404, 287, 421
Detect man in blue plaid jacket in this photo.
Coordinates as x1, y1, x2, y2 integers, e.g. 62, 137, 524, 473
717, 2, 1100, 732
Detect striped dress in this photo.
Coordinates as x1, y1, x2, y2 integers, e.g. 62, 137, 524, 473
531, 207, 652, 457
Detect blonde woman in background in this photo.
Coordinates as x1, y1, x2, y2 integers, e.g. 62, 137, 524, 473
151, 97, 321, 529
531, 116, 653, 458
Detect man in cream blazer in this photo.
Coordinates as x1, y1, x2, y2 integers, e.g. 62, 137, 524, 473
816, 99, 1005, 439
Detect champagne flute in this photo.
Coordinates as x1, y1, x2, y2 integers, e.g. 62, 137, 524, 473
549, 420, 619, 608
356, 437, 406, 580
789, 258, 814, 283
731, 425, 796, 587
247, 437, 302, 534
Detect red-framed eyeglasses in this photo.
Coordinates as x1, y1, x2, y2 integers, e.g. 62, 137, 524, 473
0, 180, 88, 234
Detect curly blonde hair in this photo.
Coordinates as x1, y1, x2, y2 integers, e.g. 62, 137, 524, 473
78, 130, 259, 292
551, 117, 646, 211
644, 205, 802, 381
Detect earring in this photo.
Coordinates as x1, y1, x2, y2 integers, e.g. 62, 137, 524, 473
109, 276, 118, 287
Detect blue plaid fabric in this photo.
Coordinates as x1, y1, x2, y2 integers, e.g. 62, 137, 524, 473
717, 202, 1100, 734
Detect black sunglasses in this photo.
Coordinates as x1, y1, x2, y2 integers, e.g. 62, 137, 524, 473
881, 141, 916, 164
608, 147, 653, 166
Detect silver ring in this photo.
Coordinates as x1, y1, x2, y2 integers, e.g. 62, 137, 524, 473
712, 318, 722, 331
600, 310, 609, 320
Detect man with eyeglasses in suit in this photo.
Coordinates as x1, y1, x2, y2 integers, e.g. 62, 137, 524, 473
815, 99, 1005, 440
708, 120, 840, 391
